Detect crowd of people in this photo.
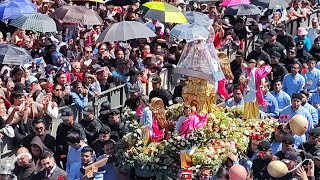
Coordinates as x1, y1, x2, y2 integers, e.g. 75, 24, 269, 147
0, 0, 320, 179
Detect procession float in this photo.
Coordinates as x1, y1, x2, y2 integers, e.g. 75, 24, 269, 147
115, 37, 308, 179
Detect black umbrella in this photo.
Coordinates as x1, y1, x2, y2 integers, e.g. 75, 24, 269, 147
0, 44, 32, 65
224, 4, 262, 16
251, 0, 290, 9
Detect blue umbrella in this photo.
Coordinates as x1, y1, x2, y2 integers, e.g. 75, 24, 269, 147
170, 23, 210, 42
0, 0, 37, 20
184, 11, 211, 28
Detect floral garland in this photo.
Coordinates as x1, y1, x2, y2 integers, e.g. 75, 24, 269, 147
116, 106, 279, 179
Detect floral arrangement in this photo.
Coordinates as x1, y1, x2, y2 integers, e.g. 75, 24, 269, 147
116, 105, 279, 179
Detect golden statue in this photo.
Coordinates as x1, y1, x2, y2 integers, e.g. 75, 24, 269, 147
182, 77, 216, 115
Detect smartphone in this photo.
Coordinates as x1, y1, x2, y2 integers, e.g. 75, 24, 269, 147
35, 58, 42, 64
6, 32, 11, 42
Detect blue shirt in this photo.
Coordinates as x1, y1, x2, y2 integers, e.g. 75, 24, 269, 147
279, 106, 313, 132
303, 68, 320, 92
310, 93, 320, 120
66, 143, 88, 174
294, 36, 312, 51
142, 107, 153, 128
303, 103, 318, 126
72, 92, 88, 110
69, 162, 103, 180
225, 97, 244, 107
282, 73, 305, 97
271, 140, 282, 155
270, 90, 291, 112
112, 70, 128, 83
259, 92, 279, 118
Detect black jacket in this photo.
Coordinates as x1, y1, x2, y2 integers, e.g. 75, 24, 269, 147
21, 133, 56, 153
149, 88, 173, 107
252, 156, 272, 180
55, 122, 86, 155
79, 119, 102, 145
109, 122, 129, 142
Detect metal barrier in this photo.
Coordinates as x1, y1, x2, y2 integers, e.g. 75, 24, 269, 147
93, 84, 126, 117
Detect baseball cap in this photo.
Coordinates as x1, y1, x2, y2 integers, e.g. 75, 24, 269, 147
151, 75, 161, 84
275, 23, 285, 31
271, 51, 281, 58
99, 125, 111, 134
254, 39, 264, 47
59, 107, 73, 120
308, 127, 320, 137
258, 140, 271, 151
235, 50, 244, 57
296, 40, 305, 46
83, 106, 94, 116
128, 85, 140, 93
127, 69, 143, 76
267, 30, 277, 37
100, 101, 111, 115
248, 59, 257, 63
281, 135, 295, 145
312, 17, 318, 22
109, 109, 120, 116
282, 151, 302, 162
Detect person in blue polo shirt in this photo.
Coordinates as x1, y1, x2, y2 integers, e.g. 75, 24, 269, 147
259, 80, 279, 118
282, 62, 306, 97
310, 86, 320, 126
300, 90, 318, 126
271, 80, 291, 113
279, 93, 314, 132
303, 58, 320, 93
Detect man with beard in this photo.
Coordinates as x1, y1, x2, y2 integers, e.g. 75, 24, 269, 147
21, 119, 56, 153
268, 51, 288, 87
12, 147, 35, 180
29, 152, 68, 180
69, 146, 103, 179
252, 140, 273, 179
279, 93, 313, 132
263, 30, 286, 59
282, 62, 306, 97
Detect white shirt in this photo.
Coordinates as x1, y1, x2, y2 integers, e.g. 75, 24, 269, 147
308, 27, 320, 45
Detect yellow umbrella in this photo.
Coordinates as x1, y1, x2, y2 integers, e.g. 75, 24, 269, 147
136, 1, 187, 24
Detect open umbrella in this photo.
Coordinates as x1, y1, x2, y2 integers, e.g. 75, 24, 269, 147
184, 11, 211, 28
97, 21, 156, 42
50, 5, 103, 25
224, 4, 261, 16
221, 0, 251, 6
136, 1, 187, 24
10, 13, 57, 33
0, 0, 37, 20
251, 0, 289, 9
170, 23, 210, 42
0, 44, 32, 65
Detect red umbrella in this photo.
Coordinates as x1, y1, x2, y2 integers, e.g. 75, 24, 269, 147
221, 0, 251, 6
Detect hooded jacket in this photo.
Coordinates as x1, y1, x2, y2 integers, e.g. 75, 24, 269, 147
30, 136, 53, 173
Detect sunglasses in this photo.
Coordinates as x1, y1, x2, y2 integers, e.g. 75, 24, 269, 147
86, 51, 92, 53
55, 89, 63, 91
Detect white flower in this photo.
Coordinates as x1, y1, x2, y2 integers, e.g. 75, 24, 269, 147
181, 142, 186, 146
171, 147, 176, 150
220, 124, 226, 130
176, 136, 182, 141
155, 158, 160, 163
163, 166, 167, 169
244, 130, 250, 136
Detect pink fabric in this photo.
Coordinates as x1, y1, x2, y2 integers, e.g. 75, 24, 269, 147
221, 0, 250, 6
136, 105, 143, 119
218, 79, 233, 99
245, 65, 272, 106
151, 116, 165, 142
179, 113, 208, 136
